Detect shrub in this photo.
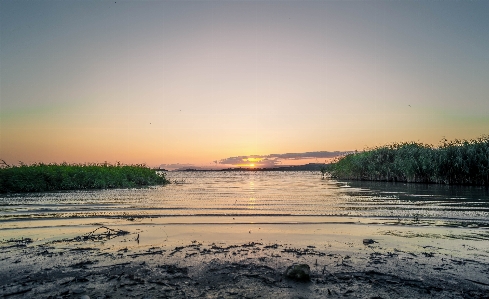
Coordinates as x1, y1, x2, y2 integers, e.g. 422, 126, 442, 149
0, 162, 169, 193
331, 136, 489, 186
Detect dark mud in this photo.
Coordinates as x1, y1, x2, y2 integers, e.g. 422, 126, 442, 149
1, 235, 488, 299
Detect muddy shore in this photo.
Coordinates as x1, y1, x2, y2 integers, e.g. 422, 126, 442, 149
1, 224, 488, 299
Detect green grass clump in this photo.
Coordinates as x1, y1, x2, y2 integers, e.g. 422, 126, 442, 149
0, 162, 169, 193
331, 136, 489, 185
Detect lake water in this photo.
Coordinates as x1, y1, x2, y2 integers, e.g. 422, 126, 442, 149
2, 172, 489, 298
1, 171, 488, 227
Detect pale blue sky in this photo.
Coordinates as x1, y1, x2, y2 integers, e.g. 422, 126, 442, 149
1, 0, 488, 168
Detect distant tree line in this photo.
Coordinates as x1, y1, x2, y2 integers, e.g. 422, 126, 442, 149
0, 162, 169, 193
331, 136, 489, 186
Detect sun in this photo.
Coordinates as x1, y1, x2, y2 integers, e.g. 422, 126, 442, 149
249, 164, 255, 167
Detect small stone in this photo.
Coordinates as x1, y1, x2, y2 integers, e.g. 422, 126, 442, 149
284, 264, 310, 282
80, 295, 90, 299
363, 239, 376, 245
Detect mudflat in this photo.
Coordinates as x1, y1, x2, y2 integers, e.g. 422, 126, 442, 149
1, 221, 488, 299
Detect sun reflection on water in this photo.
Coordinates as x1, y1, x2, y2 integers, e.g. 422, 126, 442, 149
248, 197, 255, 210
248, 180, 255, 209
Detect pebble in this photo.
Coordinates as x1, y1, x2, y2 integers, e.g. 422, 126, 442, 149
363, 239, 376, 245
284, 264, 310, 282
80, 295, 90, 299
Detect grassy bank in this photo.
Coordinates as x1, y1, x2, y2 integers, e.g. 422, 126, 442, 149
332, 136, 489, 185
0, 162, 169, 193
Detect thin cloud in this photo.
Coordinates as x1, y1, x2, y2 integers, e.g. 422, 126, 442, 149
218, 151, 350, 167
218, 155, 268, 165
163, 151, 351, 171
269, 151, 348, 160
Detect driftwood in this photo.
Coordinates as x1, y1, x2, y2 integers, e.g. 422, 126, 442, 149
73, 226, 129, 242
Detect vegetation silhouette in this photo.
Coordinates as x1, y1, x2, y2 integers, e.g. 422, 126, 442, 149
331, 136, 489, 186
0, 161, 169, 193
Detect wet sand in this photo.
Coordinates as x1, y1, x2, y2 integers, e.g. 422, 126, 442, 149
1, 220, 489, 298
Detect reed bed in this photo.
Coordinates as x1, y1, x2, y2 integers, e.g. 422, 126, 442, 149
332, 136, 489, 185
0, 162, 169, 193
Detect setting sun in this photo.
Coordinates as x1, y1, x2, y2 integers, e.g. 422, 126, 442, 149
250, 164, 255, 167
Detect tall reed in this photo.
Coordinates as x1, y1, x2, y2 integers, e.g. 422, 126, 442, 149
0, 162, 169, 193
331, 136, 489, 185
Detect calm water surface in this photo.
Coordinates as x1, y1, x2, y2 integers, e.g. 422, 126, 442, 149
1, 171, 489, 226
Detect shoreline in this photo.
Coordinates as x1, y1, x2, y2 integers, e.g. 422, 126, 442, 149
1, 222, 488, 298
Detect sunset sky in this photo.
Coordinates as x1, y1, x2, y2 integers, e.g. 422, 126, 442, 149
1, 1, 488, 170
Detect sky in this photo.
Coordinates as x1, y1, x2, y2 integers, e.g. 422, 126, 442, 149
1, 0, 488, 170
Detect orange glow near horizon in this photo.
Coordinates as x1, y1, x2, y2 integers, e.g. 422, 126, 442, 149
243, 158, 262, 163
234, 163, 256, 168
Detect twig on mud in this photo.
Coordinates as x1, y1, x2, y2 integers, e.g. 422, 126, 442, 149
322, 264, 338, 280
128, 250, 165, 258
169, 246, 185, 256
466, 279, 489, 286
69, 226, 130, 242
3, 287, 32, 297
321, 259, 340, 280
367, 245, 379, 254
